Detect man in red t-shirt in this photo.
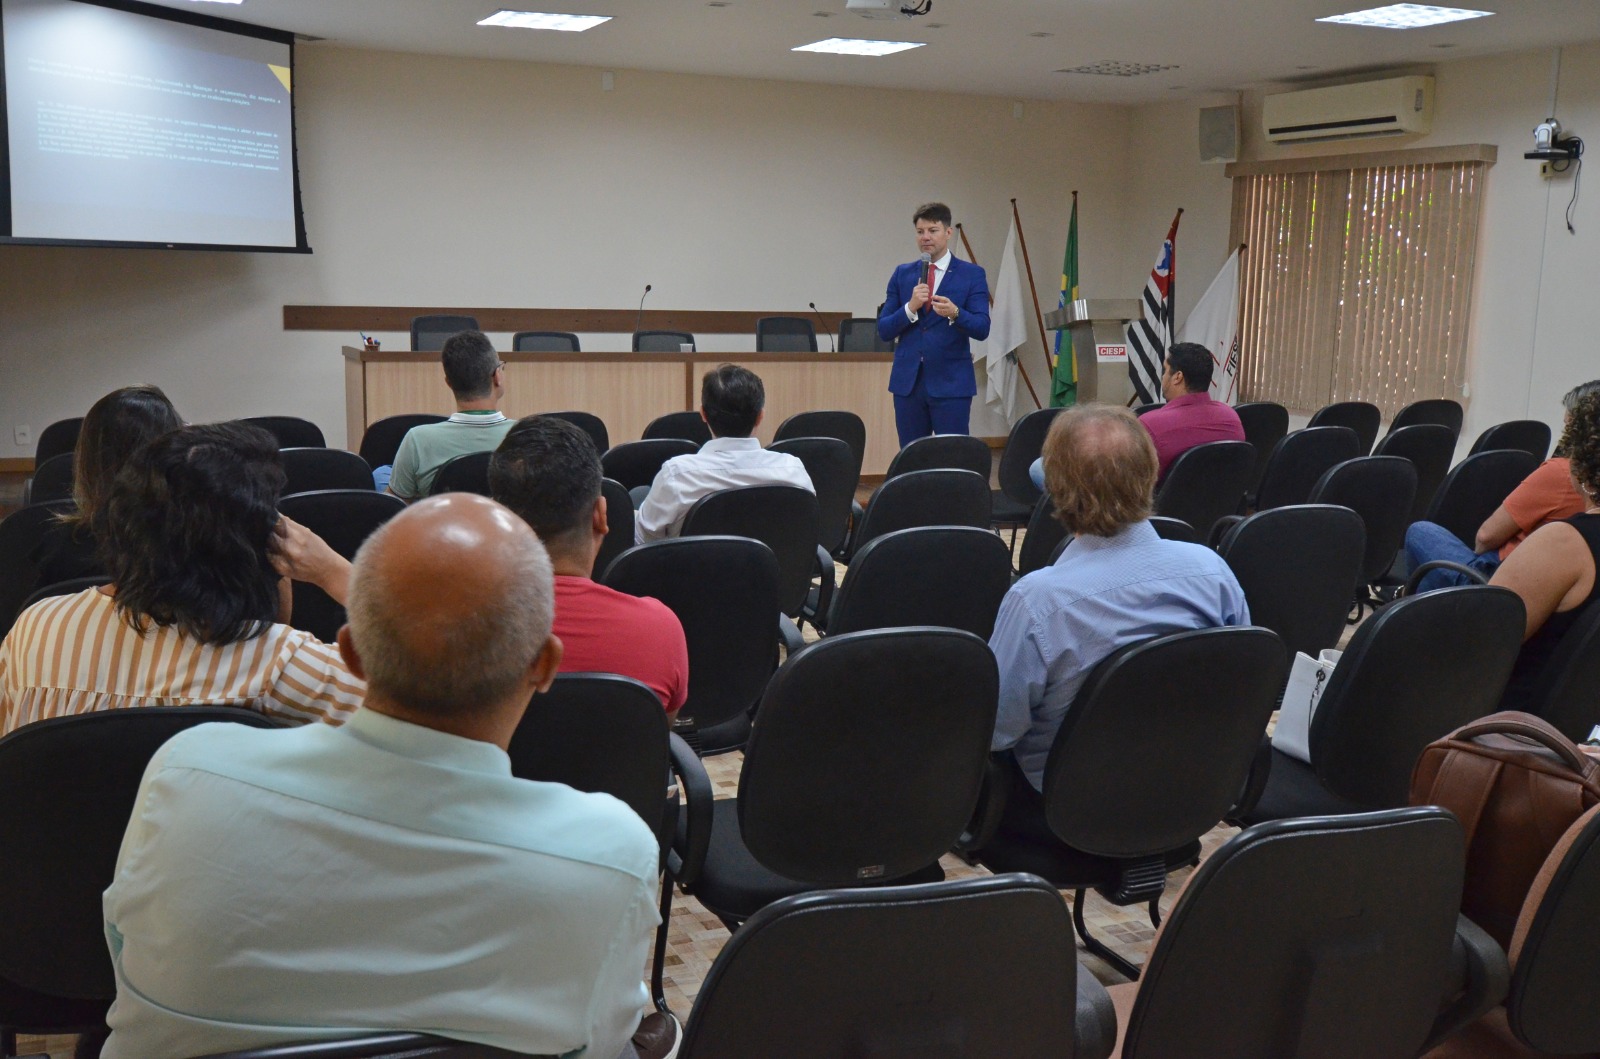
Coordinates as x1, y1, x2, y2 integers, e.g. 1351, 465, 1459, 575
490, 417, 688, 716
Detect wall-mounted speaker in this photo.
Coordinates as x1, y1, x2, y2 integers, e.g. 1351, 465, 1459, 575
1199, 105, 1239, 164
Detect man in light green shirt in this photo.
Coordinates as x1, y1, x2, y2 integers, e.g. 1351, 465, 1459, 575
387, 329, 515, 500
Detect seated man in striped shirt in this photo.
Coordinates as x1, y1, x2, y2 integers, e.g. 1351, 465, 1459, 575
0, 422, 363, 735
386, 330, 514, 499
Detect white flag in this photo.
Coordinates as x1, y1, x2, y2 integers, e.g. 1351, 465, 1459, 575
1178, 248, 1242, 405
975, 216, 1030, 423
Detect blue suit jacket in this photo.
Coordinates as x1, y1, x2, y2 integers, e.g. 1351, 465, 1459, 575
877, 256, 991, 398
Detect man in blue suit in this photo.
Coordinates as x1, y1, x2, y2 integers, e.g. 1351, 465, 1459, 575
877, 202, 992, 448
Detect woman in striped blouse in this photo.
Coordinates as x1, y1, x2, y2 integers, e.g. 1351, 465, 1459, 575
0, 421, 364, 735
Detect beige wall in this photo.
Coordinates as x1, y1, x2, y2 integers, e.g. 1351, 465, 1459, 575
0, 45, 1131, 452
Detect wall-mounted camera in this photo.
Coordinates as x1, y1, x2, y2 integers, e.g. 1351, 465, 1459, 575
1525, 118, 1581, 162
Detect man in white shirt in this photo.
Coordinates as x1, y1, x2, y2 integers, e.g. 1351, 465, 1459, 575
635, 363, 814, 543
386, 330, 514, 499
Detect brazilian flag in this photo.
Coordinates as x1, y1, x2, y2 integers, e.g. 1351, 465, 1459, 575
1050, 194, 1079, 407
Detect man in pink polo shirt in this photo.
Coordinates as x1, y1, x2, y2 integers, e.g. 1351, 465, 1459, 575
1141, 342, 1245, 483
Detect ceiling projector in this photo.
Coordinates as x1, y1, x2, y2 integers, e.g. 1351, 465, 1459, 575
845, 0, 932, 19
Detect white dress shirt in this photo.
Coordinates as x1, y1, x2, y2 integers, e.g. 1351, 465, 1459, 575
635, 435, 815, 544
904, 249, 953, 322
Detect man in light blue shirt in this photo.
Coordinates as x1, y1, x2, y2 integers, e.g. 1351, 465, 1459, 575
102, 495, 673, 1059
989, 405, 1249, 795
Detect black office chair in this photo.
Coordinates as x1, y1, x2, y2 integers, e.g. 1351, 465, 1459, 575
603, 537, 779, 755
633, 330, 694, 352
1217, 505, 1365, 663
34, 418, 82, 465
826, 527, 1012, 639
642, 411, 712, 447
0, 501, 75, 640
428, 451, 493, 496
992, 408, 1063, 544
755, 316, 817, 353
1308, 455, 1417, 598
1308, 399, 1381, 453
280, 448, 377, 496
0, 709, 281, 1053
1425, 449, 1542, 548
1017, 496, 1068, 578
1233, 401, 1289, 502
1375, 423, 1458, 526
681, 486, 826, 640
1152, 440, 1254, 541
358, 414, 446, 470
16, 576, 110, 614
886, 433, 991, 480
511, 330, 579, 352
410, 314, 479, 351
542, 410, 609, 454
600, 439, 696, 492
1469, 419, 1554, 462
673, 627, 997, 930
1242, 585, 1527, 824
1388, 397, 1465, 441
1133, 402, 1165, 417
593, 479, 635, 580
767, 437, 858, 559
1148, 516, 1200, 544
1253, 426, 1362, 511
836, 317, 893, 353
242, 416, 326, 449
850, 469, 992, 559
968, 626, 1287, 981
1516, 603, 1600, 742
679, 874, 1118, 1059
278, 490, 406, 643
1113, 808, 1505, 1059
25, 453, 73, 506
771, 410, 867, 467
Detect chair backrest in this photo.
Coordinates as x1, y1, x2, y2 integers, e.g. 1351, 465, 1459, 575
1218, 505, 1365, 662
541, 410, 609, 453
357, 413, 446, 470
1470, 419, 1554, 462
633, 330, 694, 352
755, 316, 817, 353
428, 451, 493, 496
1042, 626, 1286, 857
886, 433, 991, 480
28, 452, 74, 505
642, 410, 712, 446
1311, 585, 1526, 808
680, 874, 1085, 1059
1388, 397, 1464, 441
1133, 402, 1165, 417
594, 478, 635, 581
602, 537, 779, 734
0, 708, 281, 1001
242, 416, 326, 449
1254, 426, 1362, 511
1017, 496, 1068, 578
280, 447, 377, 496
853, 469, 992, 556
829, 527, 1012, 639
600, 439, 696, 492
1233, 401, 1289, 496
996, 407, 1064, 508
1152, 440, 1255, 539
1308, 400, 1381, 453
837, 317, 892, 352
511, 330, 579, 352
1425, 449, 1542, 548
1120, 808, 1466, 1059
1373, 423, 1458, 525
681, 485, 819, 618
0, 501, 75, 638
35, 417, 83, 464
767, 437, 859, 556
409, 314, 478, 351
1148, 516, 1200, 544
1521, 602, 1600, 742
739, 627, 997, 884
771, 410, 867, 471
192, 1034, 529, 1058
278, 490, 407, 642
1308, 455, 1418, 582
18, 575, 110, 614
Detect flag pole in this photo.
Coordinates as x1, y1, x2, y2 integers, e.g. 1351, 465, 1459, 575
953, 224, 994, 306
958, 220, 1041, 410
1010, 199, 1055, 390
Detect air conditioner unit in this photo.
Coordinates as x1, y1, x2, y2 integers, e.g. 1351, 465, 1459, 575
1263, 76, 1433, 144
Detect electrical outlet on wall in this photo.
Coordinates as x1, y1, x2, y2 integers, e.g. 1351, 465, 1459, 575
13, 424, 31, 447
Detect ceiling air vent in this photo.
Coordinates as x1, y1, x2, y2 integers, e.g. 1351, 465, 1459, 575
1057, 61, 1180, 77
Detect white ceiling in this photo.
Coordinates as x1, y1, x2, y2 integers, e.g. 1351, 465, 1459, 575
147, 0, 1600, 103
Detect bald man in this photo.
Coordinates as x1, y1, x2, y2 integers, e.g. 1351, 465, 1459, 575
101, 496, 675, 1059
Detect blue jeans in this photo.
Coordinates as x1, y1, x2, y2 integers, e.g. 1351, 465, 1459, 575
1403, 520, 1501, 593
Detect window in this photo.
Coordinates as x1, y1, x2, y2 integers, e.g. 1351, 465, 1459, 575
1227, 145, 1495, 415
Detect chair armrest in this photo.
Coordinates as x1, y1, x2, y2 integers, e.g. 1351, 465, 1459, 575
779, 614, 806, 656
811, 544, 836, 629
956, 753, 1013, 855
1420, 914, 1510, 1053
1225, 733, 1274, 827
1404, 560, 1489, 596
835, 500, 864, 561
1074, 970, 1118, 1059
667, 732, 714, 890
1209, 514, 1243, 549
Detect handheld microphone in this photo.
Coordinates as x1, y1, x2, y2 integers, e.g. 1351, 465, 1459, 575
809, 302, 835, 353
634, 284, 652, 340
918, 252, 933, 315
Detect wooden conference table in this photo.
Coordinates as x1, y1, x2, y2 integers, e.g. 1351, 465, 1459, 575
342, 347, 900, 476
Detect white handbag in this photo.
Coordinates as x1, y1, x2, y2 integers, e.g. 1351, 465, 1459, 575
1271, 648, 1343, 764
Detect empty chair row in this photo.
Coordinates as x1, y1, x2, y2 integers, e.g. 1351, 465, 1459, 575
407, 313, 893, 353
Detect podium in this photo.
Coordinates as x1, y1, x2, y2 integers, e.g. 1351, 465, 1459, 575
1043, 299, 1142, 407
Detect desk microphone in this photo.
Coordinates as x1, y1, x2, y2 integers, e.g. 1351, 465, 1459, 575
809, 302, 835, 352
635, 283, 653, 339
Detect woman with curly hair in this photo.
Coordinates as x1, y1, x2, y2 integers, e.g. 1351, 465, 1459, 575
1492, 388, 1600, 711
0, 422, 362, 734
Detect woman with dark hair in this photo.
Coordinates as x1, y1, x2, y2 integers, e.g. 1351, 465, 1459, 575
32, 385, 184, 586
0, 422, 362, 734
1492, 390, 1600, 711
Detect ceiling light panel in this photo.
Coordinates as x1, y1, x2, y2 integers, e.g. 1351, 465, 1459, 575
1315, 4, 1493, 29
477, 10, 612, 31
793, 37, 925, 56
